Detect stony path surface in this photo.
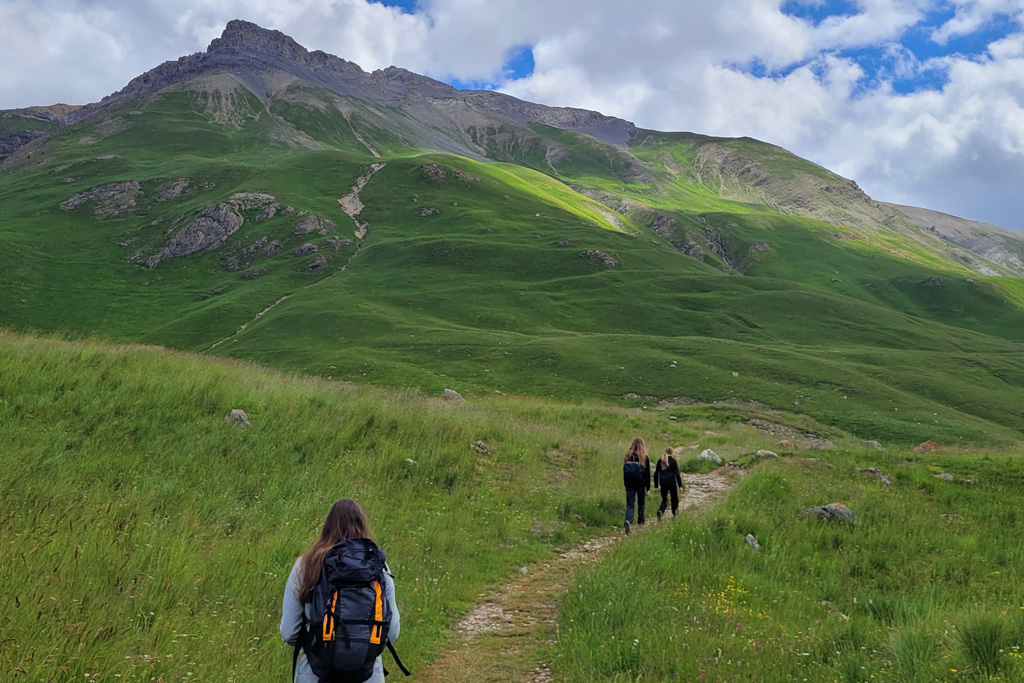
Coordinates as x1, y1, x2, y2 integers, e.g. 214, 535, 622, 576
415, 469, 736, 683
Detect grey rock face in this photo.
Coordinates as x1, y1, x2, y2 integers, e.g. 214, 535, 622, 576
442, 388, 464, 401
146, 202, 243, 268
294, 216, 320, 234
864, 440, 884, 451
158, 178, 190, 202
0, 130, 44, 158
241, 236, 268, 257
67, 20, 635, 151
60, 181, 142, 217
581, 249, 619, 267
745, 534, 762, 551
295, 243, 318, 255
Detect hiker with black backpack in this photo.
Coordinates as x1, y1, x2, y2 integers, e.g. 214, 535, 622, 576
622, 437, 651, 535
654, 447, 684, 520
280, 498, 409, 683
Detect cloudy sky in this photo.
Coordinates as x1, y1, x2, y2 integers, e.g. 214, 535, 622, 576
3, 0, 1023, 230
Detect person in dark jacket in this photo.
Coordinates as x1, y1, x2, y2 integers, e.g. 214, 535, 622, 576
622, 437, 651, 534
654, 447, 684, 520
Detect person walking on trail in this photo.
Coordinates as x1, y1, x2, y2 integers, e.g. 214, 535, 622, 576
281, 498, 405, 683
622, 437, 651, 535
654, 447, 684, 520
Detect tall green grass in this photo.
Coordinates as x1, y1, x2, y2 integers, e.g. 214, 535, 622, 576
554, 453, 1024, 681
0, 330, 777, 681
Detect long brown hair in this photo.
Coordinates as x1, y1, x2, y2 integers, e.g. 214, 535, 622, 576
661, 447, 672, 469
624, 437, 647, 464
296, 499, 372, 602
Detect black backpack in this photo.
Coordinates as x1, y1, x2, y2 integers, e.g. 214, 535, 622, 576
623, 459, 644, 487
295, 538, 410, 682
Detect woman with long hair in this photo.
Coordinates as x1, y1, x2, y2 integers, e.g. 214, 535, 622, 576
654, 447, 684, 520
280, 499, 401, 683
622, 437, 651, 534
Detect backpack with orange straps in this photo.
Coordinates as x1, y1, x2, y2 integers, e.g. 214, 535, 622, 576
295, 538, 409, 681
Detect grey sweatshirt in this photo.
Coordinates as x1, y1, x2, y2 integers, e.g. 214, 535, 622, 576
280, 557, 400, 683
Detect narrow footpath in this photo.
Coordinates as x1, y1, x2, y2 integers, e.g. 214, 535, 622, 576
416, 470, 735, 683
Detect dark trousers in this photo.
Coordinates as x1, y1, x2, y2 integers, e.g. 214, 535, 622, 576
658, 485, 679, 517
625, 487, 646, 525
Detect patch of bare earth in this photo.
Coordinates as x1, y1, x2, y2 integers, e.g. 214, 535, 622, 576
338, 163, 385, 239
416, 469, 736, 683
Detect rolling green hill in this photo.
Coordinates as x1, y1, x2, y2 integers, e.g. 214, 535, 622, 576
1, 20, 1023, 446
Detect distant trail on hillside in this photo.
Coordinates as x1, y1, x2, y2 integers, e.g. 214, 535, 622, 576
415, 469, 736, 683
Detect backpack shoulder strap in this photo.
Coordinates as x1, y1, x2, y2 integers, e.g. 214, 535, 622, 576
386, 639, 412, 676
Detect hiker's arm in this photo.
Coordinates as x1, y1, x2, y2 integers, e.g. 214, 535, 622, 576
280, 558, 304, 645
385, 570, 400, 643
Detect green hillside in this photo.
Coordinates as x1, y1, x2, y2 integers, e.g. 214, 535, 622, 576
1, 67, 1023, 447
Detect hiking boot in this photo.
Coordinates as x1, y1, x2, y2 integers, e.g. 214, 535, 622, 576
624, 520, 631, 535
657, 510, 663, 521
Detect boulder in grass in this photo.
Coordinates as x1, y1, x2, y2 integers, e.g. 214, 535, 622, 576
854, 467, 892, 486
864, 440, 885, 451
745, 534, 762, 551
442, 388, 464, 401
802, 502, 859, 524
935, 472, 955, 481
755, 449, 778, 460
472, 440, 489, 454
226, 409, 251, 426
698, 448, 722, 464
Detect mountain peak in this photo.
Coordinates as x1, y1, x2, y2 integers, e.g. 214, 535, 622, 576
208, 19, 309, 60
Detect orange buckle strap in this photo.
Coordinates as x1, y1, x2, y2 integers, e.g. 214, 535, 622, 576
370, 580, 383, 644
323, 591, 338, 641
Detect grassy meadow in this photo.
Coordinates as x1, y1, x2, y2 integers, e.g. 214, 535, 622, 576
1, 329, 783, 681
556, 452, 1024, 682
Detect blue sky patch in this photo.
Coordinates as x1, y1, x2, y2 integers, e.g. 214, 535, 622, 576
770, 0, 1018, 97
370, 0, 418, 13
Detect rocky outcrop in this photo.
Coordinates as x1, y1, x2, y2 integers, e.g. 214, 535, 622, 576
802, 502, 859, 524
303, 254, 328, 272
854, 467, 892, 486
699, 449, 722, 464
294, 215, 336, 235
146, 202, 243, 269
157, 178, 190, 202
581, 249, 618, 267
0, 130, 44, 158
885, 202, 1024, 276
421, 163, 446, 181
65, 20, 635, 153
60, 181, 142, 217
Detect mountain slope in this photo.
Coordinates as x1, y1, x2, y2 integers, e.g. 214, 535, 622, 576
1, 20, 1023, 445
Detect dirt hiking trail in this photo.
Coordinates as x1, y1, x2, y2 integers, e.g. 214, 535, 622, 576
416, 469, 736, 683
